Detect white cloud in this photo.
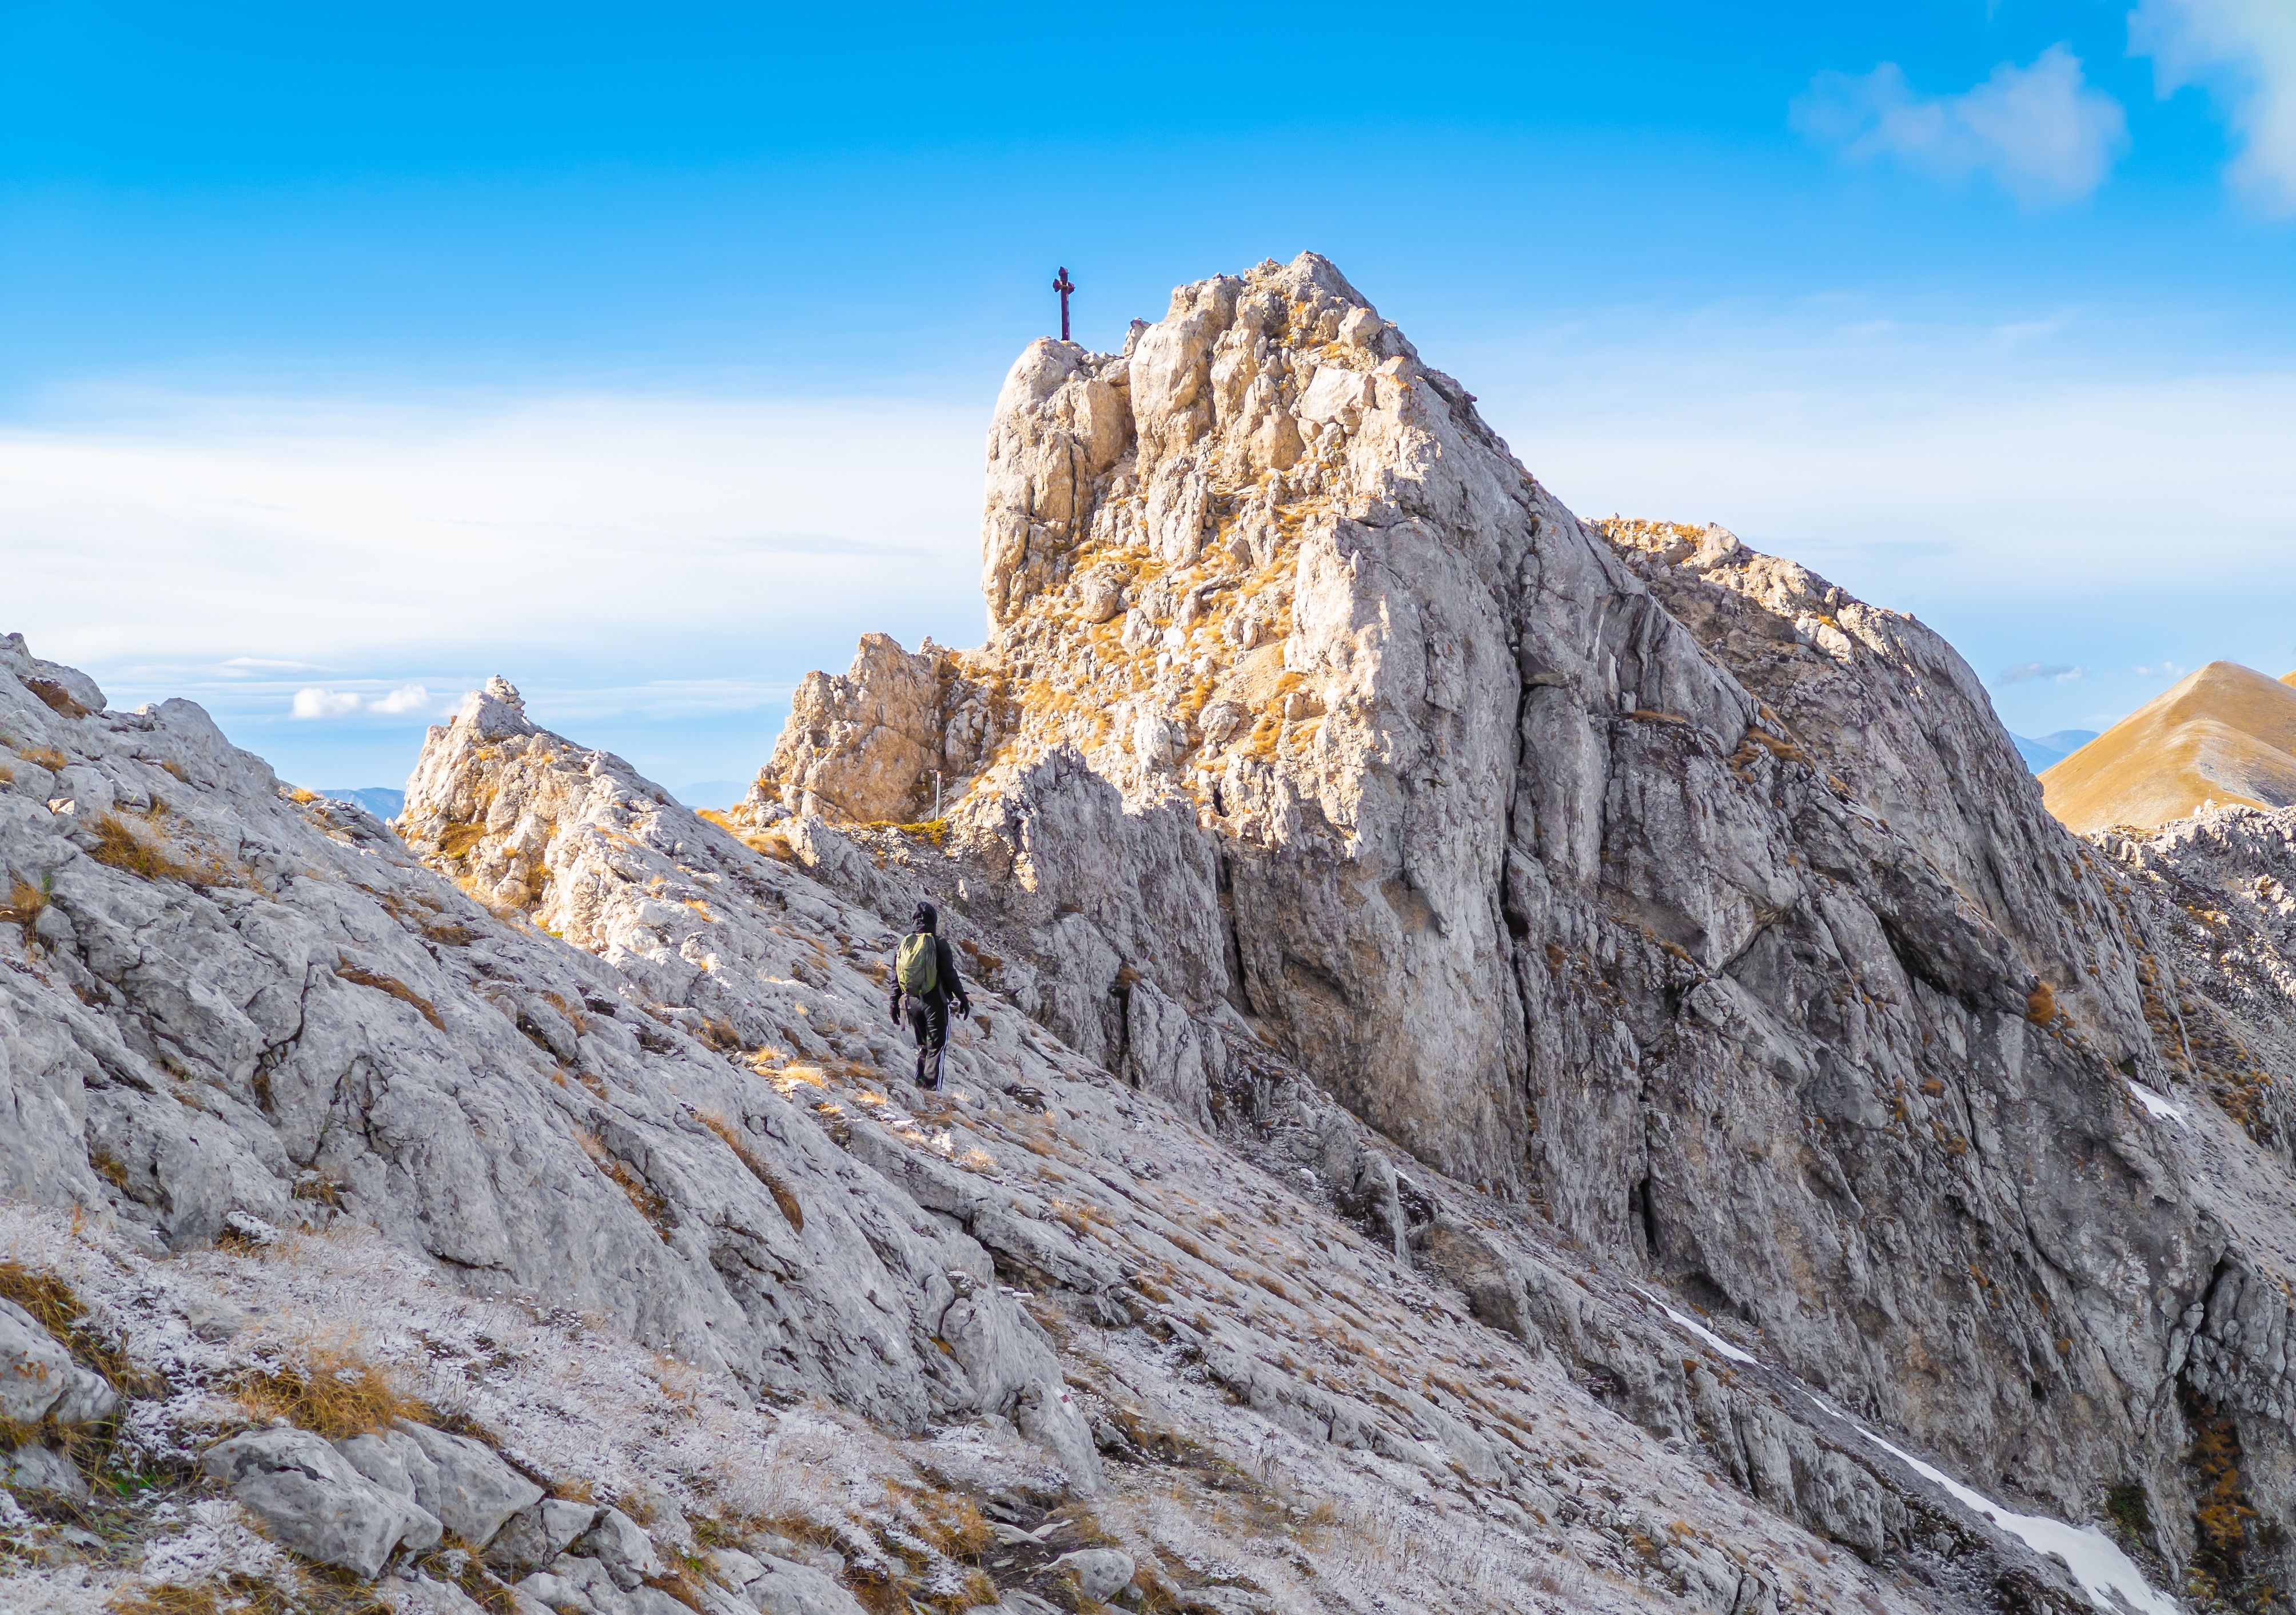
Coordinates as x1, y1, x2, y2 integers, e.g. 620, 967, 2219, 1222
290, 687, 361, 719
2130, 0, 2296, 212
367, 683, 433, 714
1998, 662, 2091, 685
0, 389, 986, 712
2133, 661, 2191, 678
1794, 45, 2128, 205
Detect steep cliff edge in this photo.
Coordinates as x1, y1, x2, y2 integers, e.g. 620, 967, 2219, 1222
733, 254, 2296, 1609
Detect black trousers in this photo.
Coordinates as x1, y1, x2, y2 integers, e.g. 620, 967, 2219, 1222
905, 993, 950, 1088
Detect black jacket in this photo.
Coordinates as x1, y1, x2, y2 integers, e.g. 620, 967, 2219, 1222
890, 931, 967, 1015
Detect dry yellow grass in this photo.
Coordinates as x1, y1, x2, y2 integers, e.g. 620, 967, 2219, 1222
436, 821, 490, 858
577, 1130, 673, 1238
333, 960, 446, 1030
234, 1338, 427, 1439
87, 810, 237, 888
2041, 662, 2296, 834
2, 874, 48, 933
0, 1256, 158, 1398
17, 744, 68, 771
695, 1108, 806, 1231
109, 1577, 306, 1615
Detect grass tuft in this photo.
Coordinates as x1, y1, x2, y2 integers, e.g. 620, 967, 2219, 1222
233, 1338, 428, 1440
0, 1258, 154, 1394
2, 873, 50, 934
333, 961, 446, 1031
436, 821, 489, 859
109, 1576, 304, 1615
576, 1131, 674, 1239
87, 810, 237, 888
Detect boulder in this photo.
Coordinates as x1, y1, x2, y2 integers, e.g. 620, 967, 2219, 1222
528, 1554, 704, 1615
202, 1426, 443, 1576
3, 1441, 88, 1501
573, 1505, 664, 1591
0, 1297, 113, 1426
1049, 1547, 1135, 1601
746, 1556, 870, 1615
390, 1418, 545, 1546
487, 1496, 601, 1573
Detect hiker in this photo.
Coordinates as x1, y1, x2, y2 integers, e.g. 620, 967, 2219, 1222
889, 900, 971, 1091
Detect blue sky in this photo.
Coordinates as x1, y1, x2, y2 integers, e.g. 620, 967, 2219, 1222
4, 1, 2294, 795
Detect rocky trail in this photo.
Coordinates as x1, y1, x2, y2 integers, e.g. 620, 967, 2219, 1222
7, 253, 2296, 1615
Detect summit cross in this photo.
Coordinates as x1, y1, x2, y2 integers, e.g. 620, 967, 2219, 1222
1053, 266, 1075, 342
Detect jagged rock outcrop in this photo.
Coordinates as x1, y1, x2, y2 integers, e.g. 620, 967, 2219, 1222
0, 623, 2185, 1614
729, 253, 2296, 1609
21, 255, 2296, 1612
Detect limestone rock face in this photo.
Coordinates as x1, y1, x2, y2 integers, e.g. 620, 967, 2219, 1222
756, 635, 963, 825
203, 1426, 444, 1576
25, 260, 2296, 1610
0, 625, 2207, 1612
735, 253, 2296, 1600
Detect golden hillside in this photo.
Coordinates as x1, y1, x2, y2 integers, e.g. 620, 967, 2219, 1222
2040, 660, 2296, 834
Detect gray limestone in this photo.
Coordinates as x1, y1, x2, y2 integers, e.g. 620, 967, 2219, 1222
202, 1426, 444, 1576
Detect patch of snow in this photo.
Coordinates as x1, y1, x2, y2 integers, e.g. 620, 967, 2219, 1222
2126, 1079, 2189, 1127
1637, 1288, 1759, 1365
1853, 1427, 2179, 1615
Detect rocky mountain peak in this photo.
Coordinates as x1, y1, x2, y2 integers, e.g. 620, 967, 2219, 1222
720, 253, 2296, 1608
2043, 659, 2296, 835
13, 255, 2296, 1614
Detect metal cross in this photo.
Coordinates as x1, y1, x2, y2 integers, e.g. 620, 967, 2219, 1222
1053, 266, 1075, 342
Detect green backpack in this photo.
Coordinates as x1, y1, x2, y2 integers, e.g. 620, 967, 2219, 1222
896, 932, 938, 996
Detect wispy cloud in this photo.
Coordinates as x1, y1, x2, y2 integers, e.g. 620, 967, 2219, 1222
1998, 662, 2091, 684
2131, 0, 2296, 213
1793, 45, 2128, 205
289, 686, 441, 719
0, 388, 985, 698
289, 688, 362, 719
2133, 661, 2190, 678
368, 683, 435, 715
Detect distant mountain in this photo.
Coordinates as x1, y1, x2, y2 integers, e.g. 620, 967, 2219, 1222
321, 786, 404, 820
2039, 662, 2296, 833
2008, 729, 2099, 773
674, 779, 748, 810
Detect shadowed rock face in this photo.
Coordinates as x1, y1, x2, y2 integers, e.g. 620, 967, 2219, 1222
734, 255, 2296, 1592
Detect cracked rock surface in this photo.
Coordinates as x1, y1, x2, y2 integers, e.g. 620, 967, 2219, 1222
13, 256, 2296, 1612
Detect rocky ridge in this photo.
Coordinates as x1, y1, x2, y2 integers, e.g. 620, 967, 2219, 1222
729, 254, 2296, 1610
5, 252, 2296, 1615
2, 629, 2123, 1615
